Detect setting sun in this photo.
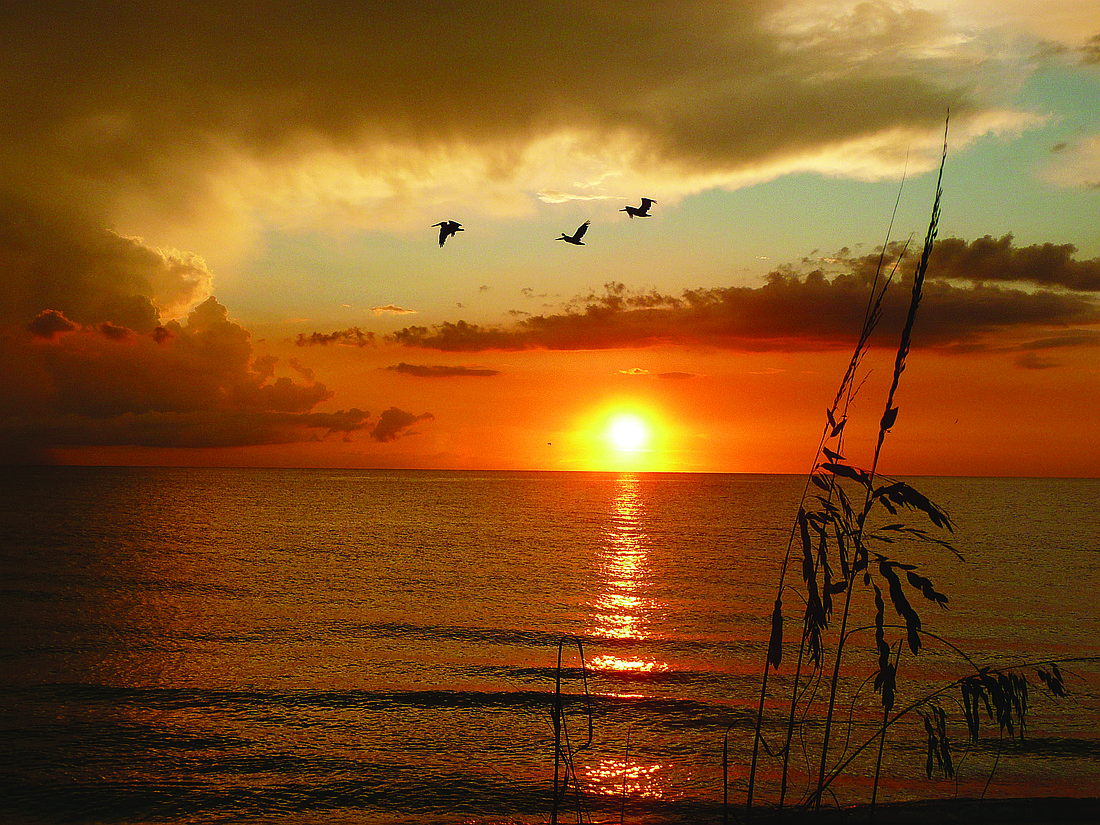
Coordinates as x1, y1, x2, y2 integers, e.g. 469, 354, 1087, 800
574, 404, 672, 472
607, 413, 650, 452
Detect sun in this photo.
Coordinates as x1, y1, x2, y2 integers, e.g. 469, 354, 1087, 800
574, 403, 667, 471
607, 413, 651, 453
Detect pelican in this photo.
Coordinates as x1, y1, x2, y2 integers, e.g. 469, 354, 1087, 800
557, 220, 591, 245
433, 220, 463, 247
621, 198, 657, 219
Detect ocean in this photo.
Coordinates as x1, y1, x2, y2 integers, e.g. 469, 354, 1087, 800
1, 468, 1098, 824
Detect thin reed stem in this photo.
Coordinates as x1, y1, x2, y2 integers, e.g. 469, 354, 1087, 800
755, 158, 913, 820
870, 641, 903, 819
551, 637, 592, 825
811, 115, 948, 809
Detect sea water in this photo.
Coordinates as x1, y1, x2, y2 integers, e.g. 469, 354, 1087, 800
1, 468, 1097, 823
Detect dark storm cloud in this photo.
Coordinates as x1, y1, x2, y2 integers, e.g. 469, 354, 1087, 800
0, 1, 998, 227
385, 363, 501, 378
382, 239, 1100, 353
370, 407, 435, 443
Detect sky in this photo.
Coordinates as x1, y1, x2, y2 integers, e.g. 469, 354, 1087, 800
2, 1, 1098, 476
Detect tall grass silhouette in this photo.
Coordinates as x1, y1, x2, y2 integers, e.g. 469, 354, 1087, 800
740, 114, 1082, 821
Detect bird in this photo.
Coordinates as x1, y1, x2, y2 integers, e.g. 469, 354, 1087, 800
557, 220, 591, 245
433, 220, 463, 247
621, 197, 657, 219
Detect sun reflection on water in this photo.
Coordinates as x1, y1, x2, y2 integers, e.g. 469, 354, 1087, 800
589, 474, 668, 674
589, 654, 669, 673
585, 757, 667, 798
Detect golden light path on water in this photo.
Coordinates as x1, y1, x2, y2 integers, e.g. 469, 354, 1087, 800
590, 474, 667, 659
586, 473, 672, 799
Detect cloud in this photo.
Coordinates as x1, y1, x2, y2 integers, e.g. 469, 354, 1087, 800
1, 200, 213, 332
288, 357, 316, 382
383, 238, 1100, 353
3, 3, 1095, 463
619, 368, 650, 376
97, 322, 135, 342
0, 193, 426, 461
1084, 34, 1100, 64
750, 367, 788, 376
8, 294, 333, 410
29, 311, 144, 345
2, 202, 345, 459
1015, 352, 1061, 370
877, 234, 1100, 291
388, 320, 530, 352
28, 310, 80, 340
385, 363, 501, 378
1008, 329, 1100, 370
372, 304, 417, 315
370, 407, 435, 443
1017, 330, 1100, 350
1, 409, 371, 455
3, 256, 373, 458
659, 372, 699, 380
295, 328, 375, 347
537, 190, 618, 204
0, 1, 1054, 244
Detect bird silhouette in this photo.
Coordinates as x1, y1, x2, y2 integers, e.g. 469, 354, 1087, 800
621, 198, 657, 219
433, 220, 463, 247
557, 220, 591, 245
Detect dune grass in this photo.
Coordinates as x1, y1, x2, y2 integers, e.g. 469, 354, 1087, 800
738, 114, 1090, 822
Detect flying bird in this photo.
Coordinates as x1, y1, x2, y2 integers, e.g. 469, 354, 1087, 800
621, 198, 657, 219
433, 220, 463, 247
557, 220, 591, 245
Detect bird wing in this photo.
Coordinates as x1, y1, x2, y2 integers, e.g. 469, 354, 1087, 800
641, 198, 655, 209
432, 222, 445, 228
575, 220, 590, 239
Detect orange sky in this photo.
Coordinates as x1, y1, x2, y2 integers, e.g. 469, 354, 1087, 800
2, 3, 1099, 476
